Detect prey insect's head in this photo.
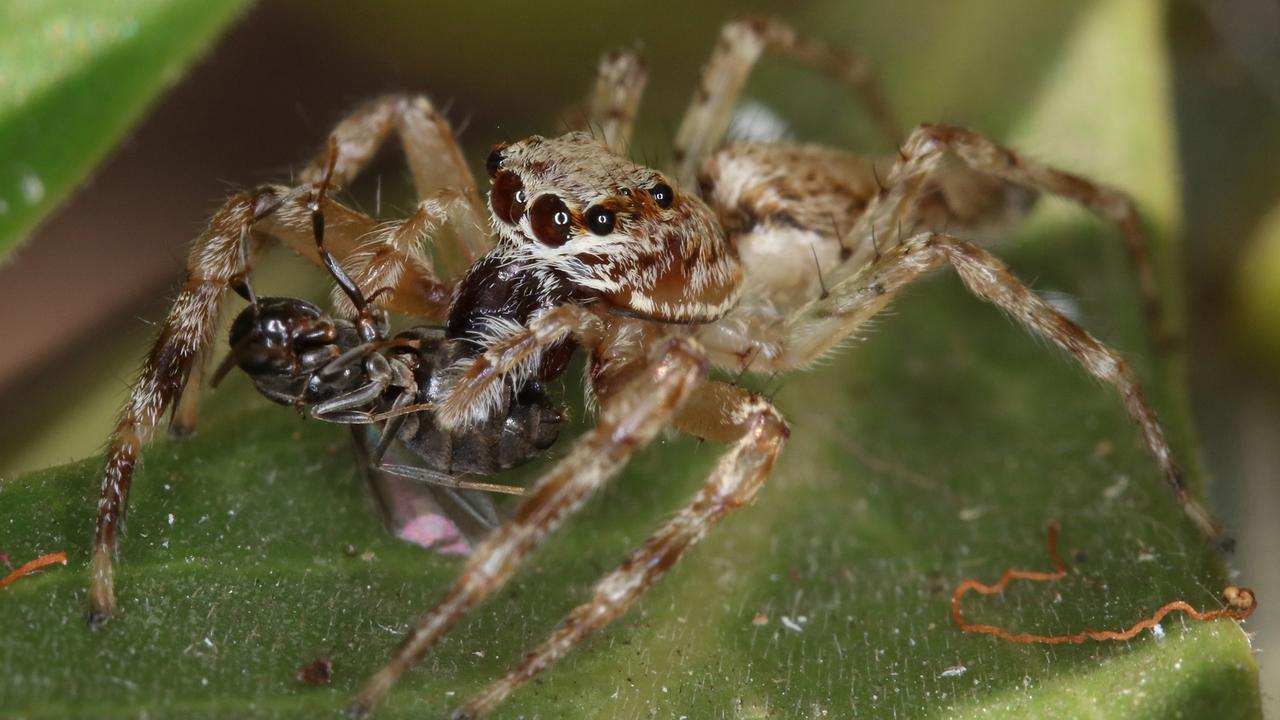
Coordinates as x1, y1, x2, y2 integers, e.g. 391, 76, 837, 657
215, 298, 376, 402
482, 132, 742, 324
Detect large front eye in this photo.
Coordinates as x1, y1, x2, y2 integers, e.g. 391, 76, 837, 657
529, 194, 574, 246
490, 171, 526, 224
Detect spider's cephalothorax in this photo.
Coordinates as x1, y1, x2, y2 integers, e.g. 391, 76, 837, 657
87, 17, 1235, 720
472, 132, 742, 326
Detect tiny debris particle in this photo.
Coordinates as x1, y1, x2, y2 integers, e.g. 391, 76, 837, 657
167, 513, 175, 526
1103, 475, 1129, 500
20, 172, 44, 204
1151, 623, 1165, 640
360, 550, 376, 562
958, 507, 985, 521
296, 656, 333, 686
780, 616, 804, 633
752, 612, 769, 626
939, 665, 967, 678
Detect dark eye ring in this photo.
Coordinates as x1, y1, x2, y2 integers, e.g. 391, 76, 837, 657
486, 146, 506, 178
648, 182, 674, 209
584, 206, 616, 235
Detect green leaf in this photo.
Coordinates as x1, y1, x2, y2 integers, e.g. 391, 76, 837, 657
0, 0, 249, 260
0, 0, 1260, 718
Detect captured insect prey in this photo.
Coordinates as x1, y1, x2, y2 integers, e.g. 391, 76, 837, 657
80, 14, 1245, 720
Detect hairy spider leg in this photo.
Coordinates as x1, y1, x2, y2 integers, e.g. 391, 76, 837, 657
349, 337, 707, 718
297, 94, 490, 276
673, 16, 901, 187
90, 93, 489, 624
706, 230, 1225, 546
568, 50, 649, 155
455, 382, 788, 718
844, 123, 1173, 347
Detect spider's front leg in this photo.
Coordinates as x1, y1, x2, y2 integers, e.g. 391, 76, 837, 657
89, 188, 279, 625
454, 382, 788, 719
88, 96, 480, 622
349, 328, 709, 718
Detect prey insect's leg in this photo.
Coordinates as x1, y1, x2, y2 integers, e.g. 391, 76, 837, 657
89, 188, 280, 626
735, 231, 1225, 546
673, 17, 900, 186
454, 383, 788, 719
349, 339, 707, 718
297, 94, 490, 274
850, 123, 1173, 346
581, 50, 648, 155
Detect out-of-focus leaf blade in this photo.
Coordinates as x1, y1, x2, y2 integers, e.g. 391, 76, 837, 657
0, 0, 1260, 718
0, 0, 249, 260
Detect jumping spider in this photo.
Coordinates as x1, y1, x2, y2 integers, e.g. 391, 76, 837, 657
87, 17, 1228, 719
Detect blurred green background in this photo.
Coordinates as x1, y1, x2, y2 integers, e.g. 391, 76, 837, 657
0, 0, 1276, 717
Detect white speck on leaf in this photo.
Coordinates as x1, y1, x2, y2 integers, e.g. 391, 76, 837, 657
19, 172, 44, 204
939, 665, 967, 678
781, 616, 804, 633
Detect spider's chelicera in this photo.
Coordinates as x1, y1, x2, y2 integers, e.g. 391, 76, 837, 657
87, 17, 1229, 719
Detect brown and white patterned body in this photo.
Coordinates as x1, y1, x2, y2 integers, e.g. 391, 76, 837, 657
85, 16, 1225, 720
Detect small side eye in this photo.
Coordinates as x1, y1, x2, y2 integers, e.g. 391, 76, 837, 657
486, 145, 507, 178
584, 206, 616, 236
648, 182, 674, 209
529, 195, 574, 246
490, 171, 526, 224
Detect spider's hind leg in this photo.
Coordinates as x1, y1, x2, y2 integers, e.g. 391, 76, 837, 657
849, 123, 1175, 348
673, 17, 901, 186
716, 231, 1226, 548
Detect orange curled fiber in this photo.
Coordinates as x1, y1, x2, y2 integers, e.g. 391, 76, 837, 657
0, 552, 68, 589
952, 523, 1256, 644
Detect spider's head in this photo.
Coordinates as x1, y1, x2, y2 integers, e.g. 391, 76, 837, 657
478, 132, 742, 325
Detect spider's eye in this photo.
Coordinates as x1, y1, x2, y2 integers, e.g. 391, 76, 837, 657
486, 145, 507, 178
490, 171, 526, 224
648, 182, 674, 209
529, 194, 574, 246
584, 205, 616, 236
